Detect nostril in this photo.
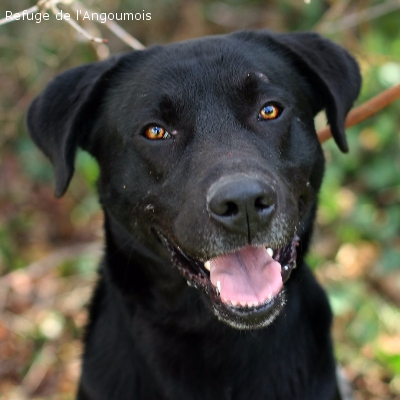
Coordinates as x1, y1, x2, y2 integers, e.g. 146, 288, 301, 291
223, 201, 239, 217
214, 201, 239, 217
254, 196, 274, 212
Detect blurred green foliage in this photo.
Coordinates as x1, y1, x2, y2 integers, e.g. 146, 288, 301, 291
0, 0, 399, 398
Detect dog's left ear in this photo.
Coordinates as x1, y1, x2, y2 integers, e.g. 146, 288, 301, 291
27, 55, 124, 197
269, 32, 362, 152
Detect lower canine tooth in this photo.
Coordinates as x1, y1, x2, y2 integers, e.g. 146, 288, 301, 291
216, 281, 221, 295
204, 261, 211, 271
266, 247, 273, 257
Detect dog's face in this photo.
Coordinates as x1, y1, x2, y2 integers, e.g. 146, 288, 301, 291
27, 31, 361, 329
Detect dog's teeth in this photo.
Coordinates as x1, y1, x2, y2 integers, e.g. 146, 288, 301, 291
253, 301, 259, 307
231, 300, 238, 307
204, 261, 211, 271
266, 247, 274, 257
240, 301, 247, 307
216, 281, 221, 296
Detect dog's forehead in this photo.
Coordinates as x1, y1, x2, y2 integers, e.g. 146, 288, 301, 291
132, 38, 292, 97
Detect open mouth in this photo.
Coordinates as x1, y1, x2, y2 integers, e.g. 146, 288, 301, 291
157, 232, 299, 330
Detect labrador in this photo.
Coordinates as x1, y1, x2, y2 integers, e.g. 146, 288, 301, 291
27, 30, 361, 400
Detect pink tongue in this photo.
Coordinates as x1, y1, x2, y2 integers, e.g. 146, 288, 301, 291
209, 246, 282, 305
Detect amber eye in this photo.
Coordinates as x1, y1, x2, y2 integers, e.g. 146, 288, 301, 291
145, 125, 170, 140
259, 103, 281, 121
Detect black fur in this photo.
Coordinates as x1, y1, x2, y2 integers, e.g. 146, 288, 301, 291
27, 30, 361, 400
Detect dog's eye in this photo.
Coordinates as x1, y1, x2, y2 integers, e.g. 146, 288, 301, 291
259, 103, 282, 121
145, 125, 171, 140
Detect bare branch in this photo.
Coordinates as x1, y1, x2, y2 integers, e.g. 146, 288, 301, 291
313, 0, 352, 33
0, 242, 102, 289
20, 345, 57, 396
0, 0, 106, 42
72, 1, 145, 50
0, 0, 146, 49
318, 0, 400, 34
0, 5, 39, 26
50, 2, 107, 43
318, 84, 400, 144
101, 19, 145, 50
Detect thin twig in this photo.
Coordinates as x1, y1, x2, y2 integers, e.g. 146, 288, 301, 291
0, 0, 107, 44
317, 84, 400, 144
313, 0, 352, 33
319, 0, 400, 34
101, 19, 144, 49
50, 2, 107, 43
0, 242, 102, 289
21, 344, 57, 396
0, 5, 39, 26
72, 1, 145, 50
0, 0, 144, 49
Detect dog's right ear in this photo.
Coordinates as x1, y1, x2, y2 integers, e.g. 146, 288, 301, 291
27, 55, 124, 197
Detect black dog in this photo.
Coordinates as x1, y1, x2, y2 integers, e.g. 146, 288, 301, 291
27, 30, 361, 400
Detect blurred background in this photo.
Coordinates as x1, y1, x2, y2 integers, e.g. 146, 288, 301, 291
0, 0, 399, 399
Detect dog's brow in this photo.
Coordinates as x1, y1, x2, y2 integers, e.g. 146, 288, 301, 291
234, 72, 269, 106
254, 72, 270, 83
242, 72, 270, 90
158, 95, 183, 126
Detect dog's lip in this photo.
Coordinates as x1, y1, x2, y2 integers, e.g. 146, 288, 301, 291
155, 229, 299, 310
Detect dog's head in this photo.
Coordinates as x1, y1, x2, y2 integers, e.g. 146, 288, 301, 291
27, 31, 361, 329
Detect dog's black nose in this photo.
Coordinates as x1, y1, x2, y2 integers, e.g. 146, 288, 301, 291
207, 174, 276, 234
